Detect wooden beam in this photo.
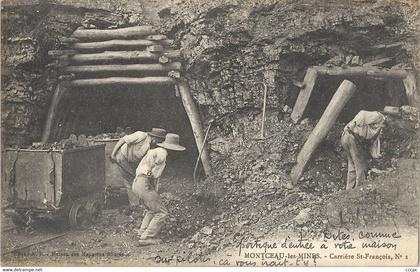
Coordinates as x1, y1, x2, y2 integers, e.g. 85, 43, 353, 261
291, 80, 357, 184
68, 51, 159, 64
177, 82, 213, 177
71, 26, 155, 40
371, 42, 402, 50
164, 50, 181, 59
291, 65, 409, 123
48, 50, 77, 57
291, 68, 318, 123
67, 50, 180, 64
314, 66, 408, 79
71, 39, 173, 52
147, 45, 164, 53
59, 37, 79, 44
68, 77, 175, 87
42, 84, 67, 143
362, 57, 393, 67
159, 56, 169, 64
403, 72, 420, 108
360, 42, 402, 53
63, 63, 182, 76
146, 35, 168, 41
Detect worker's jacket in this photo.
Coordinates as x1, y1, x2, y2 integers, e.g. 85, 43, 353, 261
120, 131, 151, 163
343, 110, 385, 158
136, 147, 168, 179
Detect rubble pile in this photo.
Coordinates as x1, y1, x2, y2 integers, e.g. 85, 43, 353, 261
93, 127, 133, 140
157, 111, 418, 256
327, 158, 419, 228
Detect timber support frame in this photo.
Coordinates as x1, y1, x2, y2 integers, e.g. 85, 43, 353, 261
41, 25, 214, 178
291, 65, 417, 123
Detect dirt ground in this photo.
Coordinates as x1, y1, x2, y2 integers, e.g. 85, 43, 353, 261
1, 113, 418, 266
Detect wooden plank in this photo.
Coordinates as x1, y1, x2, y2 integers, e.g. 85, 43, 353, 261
178, 82, 213, 177
71, 26, 155, 40
42, 84, 67, 143
68, 77, 175, 87
291, 68, 318, 123
71, 39, 173, 52
291, 80, 357, 184
403, 72, 420, 108
63, 63, 181, 75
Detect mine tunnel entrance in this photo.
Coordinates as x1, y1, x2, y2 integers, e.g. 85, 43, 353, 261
41, 25, 212, 180
305, 76, 408, 123
53, 84, 199, 178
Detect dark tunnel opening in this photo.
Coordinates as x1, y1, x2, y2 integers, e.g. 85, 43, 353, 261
304, 76, 408, 123
53, 84, 199, 179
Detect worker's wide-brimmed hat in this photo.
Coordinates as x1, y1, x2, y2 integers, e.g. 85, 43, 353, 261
157, 133, 186, 151
147, 128, 167, 139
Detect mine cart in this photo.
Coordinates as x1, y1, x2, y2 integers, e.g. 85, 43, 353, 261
2, 145, 105, 229
93, 139, 129, 207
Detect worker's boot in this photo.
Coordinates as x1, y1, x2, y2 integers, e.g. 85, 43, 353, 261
138, 238, 163, 246
136, 211, 154, 237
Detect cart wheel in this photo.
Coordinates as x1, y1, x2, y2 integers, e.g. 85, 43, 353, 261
69, 200, 87, 229
85, 198, 102, 223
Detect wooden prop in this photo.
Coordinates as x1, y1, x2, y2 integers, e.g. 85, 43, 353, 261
290, 80, 357, 184
291, 68, 318, 123
42, 84, 67, 142
403, 72, 419, 108
177, 82, 213, 177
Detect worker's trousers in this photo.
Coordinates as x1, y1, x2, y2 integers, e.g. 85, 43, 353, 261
132, 175, 168, 239
115, 151, 140, 207
340, 130, 368, 190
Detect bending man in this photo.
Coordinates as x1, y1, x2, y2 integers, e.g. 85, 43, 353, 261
341, 110, 385, 190
110, 128, 167, 206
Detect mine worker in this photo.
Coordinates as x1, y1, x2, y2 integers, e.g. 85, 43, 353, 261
341, 110, 385, 190
132, 133, 186, 246
110, 128, 167, 206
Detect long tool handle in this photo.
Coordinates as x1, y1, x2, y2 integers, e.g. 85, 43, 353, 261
261, 83, 267, 139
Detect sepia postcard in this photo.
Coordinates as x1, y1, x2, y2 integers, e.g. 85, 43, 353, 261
0, 0, 419, 269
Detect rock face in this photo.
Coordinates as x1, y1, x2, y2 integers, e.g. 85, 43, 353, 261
0, 3, 136, 145
1, 4, 84, 145
159, 0, 418, 123
1, 0, 418, 148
